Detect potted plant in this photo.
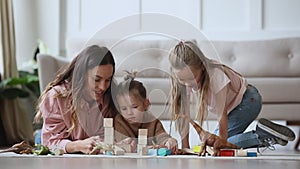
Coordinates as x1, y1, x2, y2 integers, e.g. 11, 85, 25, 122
0, 70, 40, 100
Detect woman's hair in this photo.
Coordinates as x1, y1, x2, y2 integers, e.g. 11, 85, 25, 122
169, 41, 215, 128
35, 45, 117, 132
115, 70, 147, 109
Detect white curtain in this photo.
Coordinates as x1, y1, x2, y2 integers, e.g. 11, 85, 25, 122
0, 0, 33, 146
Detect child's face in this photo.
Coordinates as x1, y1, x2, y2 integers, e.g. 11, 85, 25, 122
174, 65, 203, 91
117, 93, 150, 124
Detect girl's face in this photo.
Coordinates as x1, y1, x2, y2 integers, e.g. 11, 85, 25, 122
117, 93, 150, 124
174, 65, 203, 91
85, 64, 114, 103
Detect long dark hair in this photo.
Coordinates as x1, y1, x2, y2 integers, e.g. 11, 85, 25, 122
35, 45, 117, 125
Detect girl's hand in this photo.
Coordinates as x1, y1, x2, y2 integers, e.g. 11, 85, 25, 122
116, 137, 136, 153
164, 138, 178, 154
200, 132, 239, 156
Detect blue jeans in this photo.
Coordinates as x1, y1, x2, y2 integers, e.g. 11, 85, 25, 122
214, 84, 262, 148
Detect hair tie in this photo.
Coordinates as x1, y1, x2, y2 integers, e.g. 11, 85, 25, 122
123, 69, 138, 81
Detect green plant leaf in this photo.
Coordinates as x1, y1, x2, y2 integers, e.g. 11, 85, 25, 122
0, 88, 29, 99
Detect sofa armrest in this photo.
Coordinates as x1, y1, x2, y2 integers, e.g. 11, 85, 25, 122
36, 54, 70, 92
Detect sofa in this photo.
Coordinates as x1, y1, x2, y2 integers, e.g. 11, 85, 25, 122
37, 37, 300, 147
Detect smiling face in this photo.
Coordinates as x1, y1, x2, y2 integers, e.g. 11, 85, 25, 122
174, 65, 203, 91
85, 64, 114, 103
117, 93, 150, 124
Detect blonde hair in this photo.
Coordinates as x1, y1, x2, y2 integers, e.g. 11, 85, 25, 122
169, 41, 228, 129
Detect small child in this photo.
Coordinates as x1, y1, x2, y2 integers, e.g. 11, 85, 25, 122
113, 71, 178, 154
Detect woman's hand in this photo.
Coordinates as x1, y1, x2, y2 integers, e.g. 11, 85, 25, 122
164, 138, 178, 154
200, 132, 239, 156
66, 136, 101, 154
116, 137, 136, 153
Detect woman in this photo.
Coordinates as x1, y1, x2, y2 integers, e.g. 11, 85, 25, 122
35, 45, 118, 154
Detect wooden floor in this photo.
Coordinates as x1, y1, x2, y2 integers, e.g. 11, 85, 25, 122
1, 150, 300, 169
0, 157, 299, 169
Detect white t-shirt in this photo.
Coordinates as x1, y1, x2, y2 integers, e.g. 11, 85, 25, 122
205, 66, 248, 116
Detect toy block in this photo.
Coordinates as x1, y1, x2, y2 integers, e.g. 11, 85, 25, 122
220, 149, 235, 156
138, 129, 148, 136
157, 148, 171, 156
141, 147, 148, 155
104, 127, 114, 136
104, 135, 114, 144
247, 151, 257, 157
148, 148, 157, 156
192, 145, 203, 153
137, 144, 148, 155
138, 136, 147, 145
104, 118, 113, 127
206, 146, 214, 155
105, 151, 113, 155
235, 149, 248, 157
114, 145, 125, 155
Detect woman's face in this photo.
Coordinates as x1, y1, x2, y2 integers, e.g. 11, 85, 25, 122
174, 65, 203, 91
85, 64, 114, 102
117, 93, 150, 124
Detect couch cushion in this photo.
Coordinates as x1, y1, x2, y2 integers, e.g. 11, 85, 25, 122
66, 38, 180, 77
247, 77, 300, 103
199, 38, 300, 77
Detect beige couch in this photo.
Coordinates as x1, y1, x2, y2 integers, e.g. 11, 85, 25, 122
37, 37, 300, 122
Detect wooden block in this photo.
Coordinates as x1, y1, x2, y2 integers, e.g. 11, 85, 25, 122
235, 149, 248, 157
247, 151, 257, 157
141, 147, 148, 155
105, 151, 113, 155
138, 129, 148, 136
138, 136, 147, 145
104, 118, 113, 127
104, 127, 114, 136
148, 148, 157, 156
192, 145, 202, 153
157, 148, 171, 156
220, 149, 235, 156
137, 144, 147, 155
104, 135, 114, 144
206, 146, 214, 155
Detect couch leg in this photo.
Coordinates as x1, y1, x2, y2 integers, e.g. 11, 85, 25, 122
286, 121, 300, 151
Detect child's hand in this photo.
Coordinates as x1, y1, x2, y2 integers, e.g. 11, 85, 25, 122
116, 138, 137, 153
200, 133, 239, 156
164, 138, 178, 154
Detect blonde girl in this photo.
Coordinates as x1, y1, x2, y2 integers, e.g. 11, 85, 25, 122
169, 41, 295, 154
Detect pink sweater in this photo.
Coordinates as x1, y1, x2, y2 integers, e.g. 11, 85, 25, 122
40, 83, 114, 152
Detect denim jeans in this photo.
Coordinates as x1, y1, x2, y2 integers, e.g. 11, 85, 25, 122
214, 84, 262, 148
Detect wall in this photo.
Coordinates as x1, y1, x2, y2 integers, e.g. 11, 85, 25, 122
13, 0, 300, 68
13, 0, 60, 70
65, 0, 300, 40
